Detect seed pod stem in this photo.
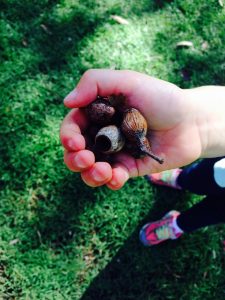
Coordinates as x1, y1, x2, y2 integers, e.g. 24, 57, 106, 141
139, 136, 164, 164
140, 148, 164, 164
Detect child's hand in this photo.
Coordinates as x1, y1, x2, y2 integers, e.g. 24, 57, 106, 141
60, 69, 201, 189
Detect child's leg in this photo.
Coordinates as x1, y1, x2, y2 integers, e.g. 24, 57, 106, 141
140, 195, 225, 246
177, 195, 225, 232
177, 157, 225, 195
146, 157, 225, 194
140, 157, 225, 246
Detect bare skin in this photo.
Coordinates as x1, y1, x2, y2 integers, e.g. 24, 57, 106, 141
60, 69, 225, 190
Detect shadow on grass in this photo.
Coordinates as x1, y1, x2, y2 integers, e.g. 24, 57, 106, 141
1, 0, 184, 255
166, 46, 225, 87
34, 173, 98, 248
1, 0, 177, 74
0, 1, 113, 74
79, 187, 190, 300
35, 0, 176, 73
151, 2, 225, 87
153, 0, 174, 9
35, 6, 101, 72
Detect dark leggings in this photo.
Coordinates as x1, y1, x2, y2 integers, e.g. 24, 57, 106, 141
175, 158, 225, 232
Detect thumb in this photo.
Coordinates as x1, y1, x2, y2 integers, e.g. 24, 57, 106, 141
63, 69, 139, 108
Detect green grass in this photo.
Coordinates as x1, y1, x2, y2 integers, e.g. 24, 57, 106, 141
1, 0, 225, 299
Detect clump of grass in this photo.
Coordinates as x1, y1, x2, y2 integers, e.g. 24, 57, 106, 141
0, 0, 225, 299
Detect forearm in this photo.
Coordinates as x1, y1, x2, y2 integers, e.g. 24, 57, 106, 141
184, 86, 225, 158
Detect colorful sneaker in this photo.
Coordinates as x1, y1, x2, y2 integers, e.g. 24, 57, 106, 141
139, 210, 182, 246
145, 169, 182, 190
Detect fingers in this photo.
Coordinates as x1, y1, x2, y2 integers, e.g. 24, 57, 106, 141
63, 69, 139, 108
81, 162, 113, 187
64, 150, 95, 172
60, 108, 88, 151
64, 149, 131, 189
80, 162, 130, 189
106, 164, 130, 190
79, 152, 136, 189
61, 99, 132, 189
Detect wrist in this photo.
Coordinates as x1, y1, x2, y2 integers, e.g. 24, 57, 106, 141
184, 86, 225, 158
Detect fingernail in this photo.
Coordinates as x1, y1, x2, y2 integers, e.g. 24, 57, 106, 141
64, 89, 77, 105
124, 172, 129, 182
74, 156, 86, 168
67, 139, 76, 150
110, 172, 129, 186
110, 179, 118, 186
91, 169, 105, 182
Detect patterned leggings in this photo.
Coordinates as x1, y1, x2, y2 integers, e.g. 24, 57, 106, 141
176, 157, 225, 232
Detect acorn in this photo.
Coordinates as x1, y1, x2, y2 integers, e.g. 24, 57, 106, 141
121, 108, 164, 164
121, 108, 147, 140
84, 97, 116, 125
95, 125, 125, 154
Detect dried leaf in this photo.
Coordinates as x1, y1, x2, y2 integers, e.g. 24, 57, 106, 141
176, 41, 194, 48
201, 41, 209, 50
218, 0, 224, 7
37, 230, 42, 244
9, 239, 19, 245
40, 24, 52, 34
111, 15, 129, 25
22, 39, 28, 47
173, 273, 182, 279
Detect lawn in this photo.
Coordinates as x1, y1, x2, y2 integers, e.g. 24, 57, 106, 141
0, 0, 225, 299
